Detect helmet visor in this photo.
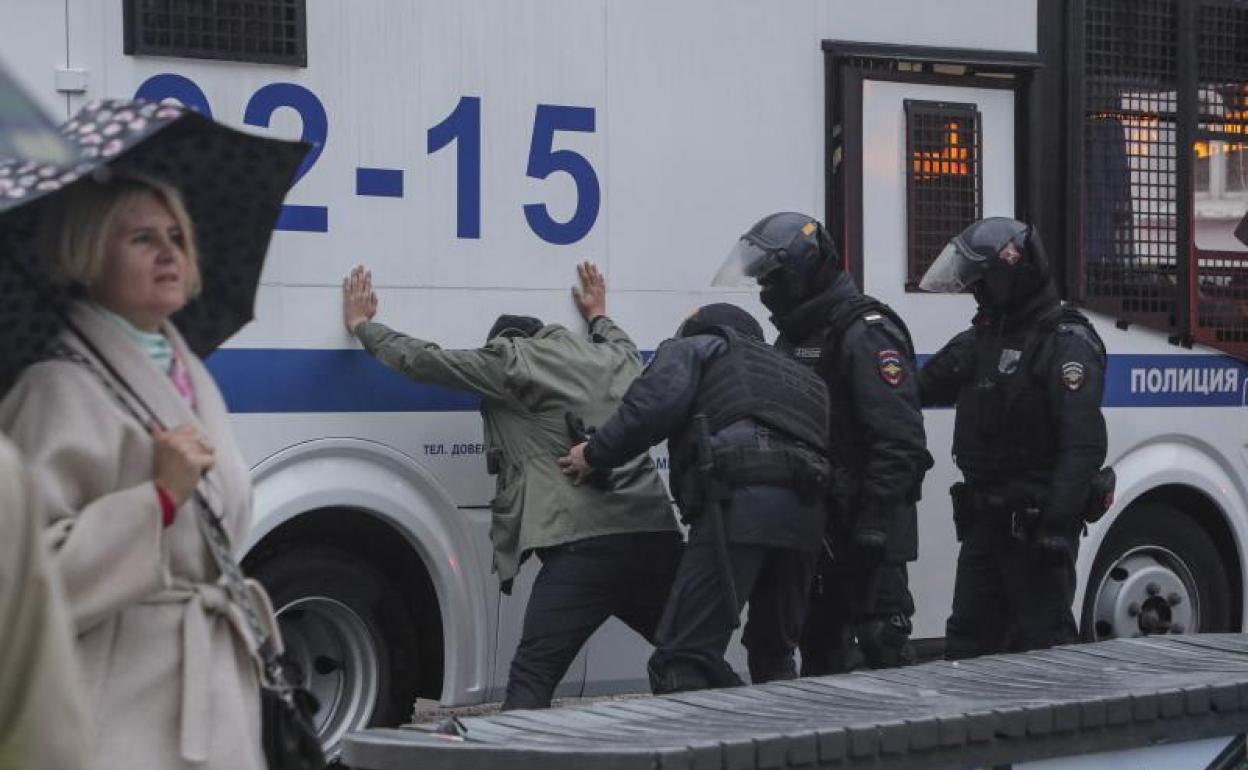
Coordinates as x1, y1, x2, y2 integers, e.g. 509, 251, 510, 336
711, 238, 781, 287
918, 237, 986, 293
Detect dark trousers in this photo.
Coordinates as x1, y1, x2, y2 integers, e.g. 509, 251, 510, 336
944, 514, 1078, 660
503, 531, 683, 710
799, 549, 916, 675
647, 541, 818, 694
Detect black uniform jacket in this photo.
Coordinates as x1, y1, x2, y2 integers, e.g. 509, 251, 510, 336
918, 286, 1108, 530
773, 278, 929, 562
585, 334, 825, 551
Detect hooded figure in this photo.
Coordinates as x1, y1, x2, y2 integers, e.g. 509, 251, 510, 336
561, 301, 831, 693
715, 212, 930, 675
918, 217, 1108, 659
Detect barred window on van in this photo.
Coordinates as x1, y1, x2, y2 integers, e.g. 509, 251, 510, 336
904, 100, 983, 291
123, 0, 307, 67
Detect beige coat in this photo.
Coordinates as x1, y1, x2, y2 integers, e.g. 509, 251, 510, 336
0, 435, 92, 770
0, 302, 275, 770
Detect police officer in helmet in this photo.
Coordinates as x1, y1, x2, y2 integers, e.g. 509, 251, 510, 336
918, 217, 1108, 658
716, 212, 930, 674
560, 303, 830, 692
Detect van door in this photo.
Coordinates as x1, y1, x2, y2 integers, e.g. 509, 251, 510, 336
850, 72, 1020, 641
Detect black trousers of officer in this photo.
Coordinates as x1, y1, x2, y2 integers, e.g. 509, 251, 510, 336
503, 531, 683, 710
799, 549, 915, 675
944, 514, 1079, 660
647, 540, 818, 693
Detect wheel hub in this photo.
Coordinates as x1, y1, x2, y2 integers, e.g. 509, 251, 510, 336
1092, 548, 1198, 640
277, 596, 380, 759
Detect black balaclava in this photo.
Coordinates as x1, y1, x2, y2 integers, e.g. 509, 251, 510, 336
676, 302, 765, 341
921, 217, 1053, 314
971, 224, 1053, 313
739, 213, 841, 315
486, 314, 544, 343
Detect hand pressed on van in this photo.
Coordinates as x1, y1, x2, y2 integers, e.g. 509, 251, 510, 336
572, 261, 606, 322
343, 264, 379, 334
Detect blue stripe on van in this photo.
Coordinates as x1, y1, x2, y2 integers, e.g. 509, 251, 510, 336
205, 349, 1248, 414
207, 348, 480, 413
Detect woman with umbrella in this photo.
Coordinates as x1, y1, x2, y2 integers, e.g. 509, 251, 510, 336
0, 101, 310, 770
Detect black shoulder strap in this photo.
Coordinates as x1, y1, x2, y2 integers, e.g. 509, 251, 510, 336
1039, 305, 1106, 362
823, 295, 916, 369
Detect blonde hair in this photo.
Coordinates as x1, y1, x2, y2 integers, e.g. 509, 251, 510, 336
42, 172, 202, 297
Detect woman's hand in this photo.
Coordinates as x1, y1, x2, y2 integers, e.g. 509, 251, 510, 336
343, 265, 379, 334
572, 261, 607, 322
153, 423, 215, 507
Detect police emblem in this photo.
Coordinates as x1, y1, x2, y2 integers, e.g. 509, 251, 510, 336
878, 349, 904, 386
1061, 361, 1085, 390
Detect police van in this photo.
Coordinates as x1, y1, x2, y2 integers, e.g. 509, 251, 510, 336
7, 0, 1247, 756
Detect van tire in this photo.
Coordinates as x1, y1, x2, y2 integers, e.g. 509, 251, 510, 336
251, 545, 422, 757
1083, 502, 1231, 641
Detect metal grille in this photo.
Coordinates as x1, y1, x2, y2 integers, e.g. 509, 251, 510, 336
1080, 0, 1179, 330
1193, 1, 1248, 352
123, 0, 307, 67
904, 100, 982, 290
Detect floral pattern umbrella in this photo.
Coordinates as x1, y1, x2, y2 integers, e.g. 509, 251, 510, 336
0, 98, 308, 395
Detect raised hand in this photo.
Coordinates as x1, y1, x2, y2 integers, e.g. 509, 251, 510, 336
342, 264, 379, 334
572, 261, 607, 322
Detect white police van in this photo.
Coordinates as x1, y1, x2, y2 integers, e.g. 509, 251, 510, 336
6, 0, 1248, 757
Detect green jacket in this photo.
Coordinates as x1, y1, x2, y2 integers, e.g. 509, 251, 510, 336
356, 316, 677, 585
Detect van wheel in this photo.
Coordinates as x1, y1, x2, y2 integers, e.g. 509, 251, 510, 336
251, 546, 421, 760
1083, 502, 1231, 641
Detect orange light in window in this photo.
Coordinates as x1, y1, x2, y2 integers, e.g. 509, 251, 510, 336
911, 121, 971, 180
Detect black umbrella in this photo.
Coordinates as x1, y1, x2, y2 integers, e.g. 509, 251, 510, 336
0, 98, 308, 395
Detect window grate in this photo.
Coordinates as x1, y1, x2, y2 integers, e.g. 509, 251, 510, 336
904, 100, 982, 290
1194, 1, 1248, 352
123, 0, 307, 67
1078, 0, 1248, 358
1079, 0, 1181, 332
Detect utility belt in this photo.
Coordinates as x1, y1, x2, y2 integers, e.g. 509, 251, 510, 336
949, 482, 1045, 542
680, 444, 829, 521
949, 467, 1116, 542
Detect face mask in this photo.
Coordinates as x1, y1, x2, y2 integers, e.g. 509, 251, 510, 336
759, 268, 806, 314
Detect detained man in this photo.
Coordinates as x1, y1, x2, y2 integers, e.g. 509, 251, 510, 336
341, 262, 681, 709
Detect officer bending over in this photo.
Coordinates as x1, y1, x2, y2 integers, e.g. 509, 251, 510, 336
715, 212, 929, 674
343, 262, 681, 709
560, 303, 829, 693
918, 217, 1108, 658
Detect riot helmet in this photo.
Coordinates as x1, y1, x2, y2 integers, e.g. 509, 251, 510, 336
486, 314, 544, 342
677, 302, 764, 341
919, 217, 1052, 312
713, 212, 841, 314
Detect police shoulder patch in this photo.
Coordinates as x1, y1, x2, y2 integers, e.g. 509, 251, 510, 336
1061, 361, 1085, 391
878, 349, 904, 386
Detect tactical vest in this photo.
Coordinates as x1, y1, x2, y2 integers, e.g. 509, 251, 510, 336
691, 326, 830, 454
671, 327, 831, 514
954, 307, 1103, 484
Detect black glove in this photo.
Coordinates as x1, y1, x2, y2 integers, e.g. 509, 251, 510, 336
851, 501, 889, 561
1030, 508, 1075, 566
